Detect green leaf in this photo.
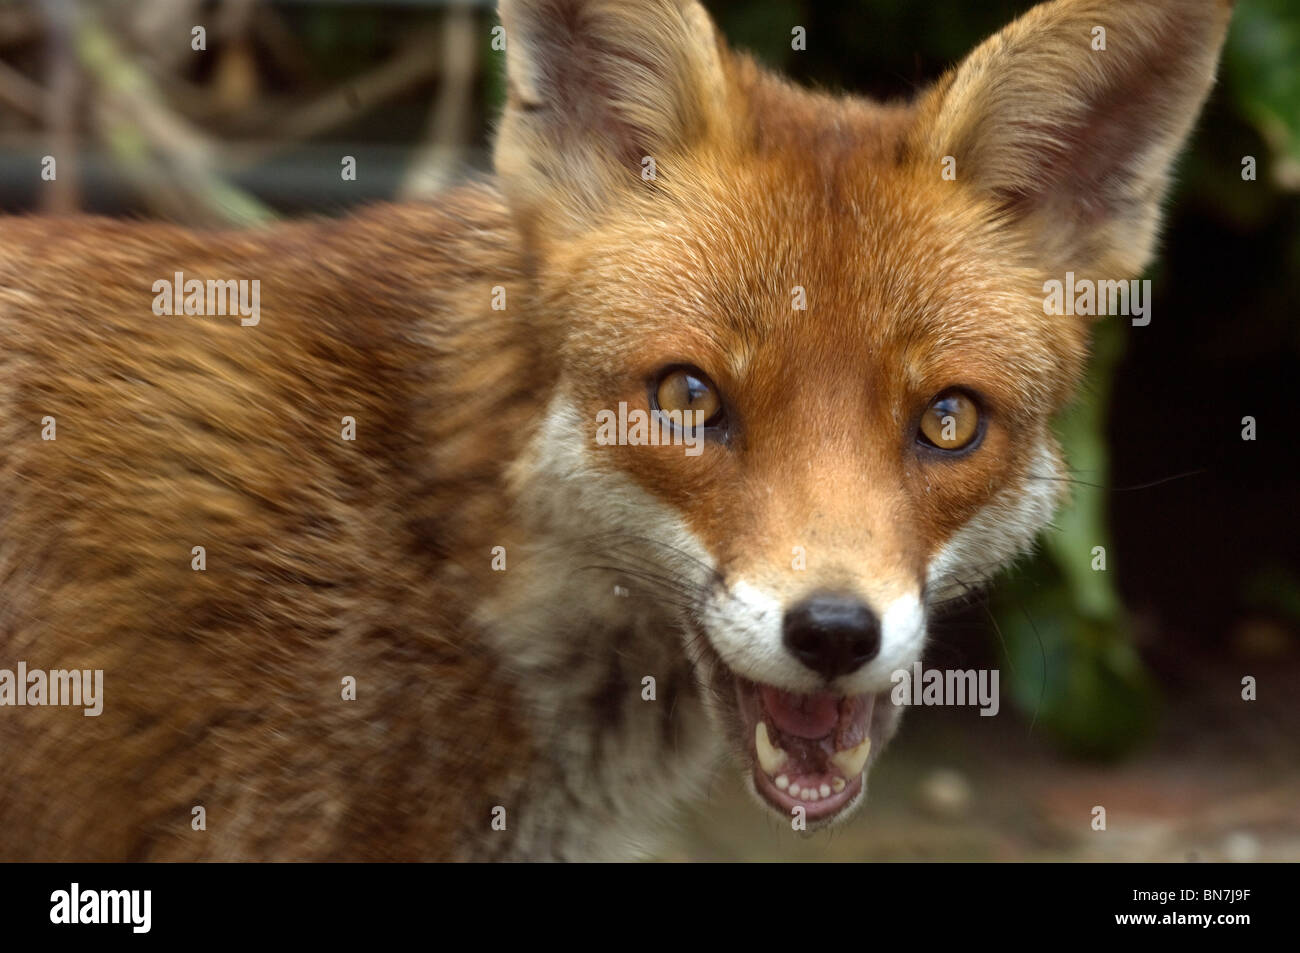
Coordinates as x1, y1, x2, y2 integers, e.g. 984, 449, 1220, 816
1225, 0, 1300, 188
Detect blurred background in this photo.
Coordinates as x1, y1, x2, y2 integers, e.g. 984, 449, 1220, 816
1, 0, 1296, 860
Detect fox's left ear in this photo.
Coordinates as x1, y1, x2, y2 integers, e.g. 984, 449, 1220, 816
912, 0, 1234, 275
494, 0, 732, 246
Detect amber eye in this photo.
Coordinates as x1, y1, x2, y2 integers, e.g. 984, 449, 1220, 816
654, 367, 723, 428
918, 390, 982, 452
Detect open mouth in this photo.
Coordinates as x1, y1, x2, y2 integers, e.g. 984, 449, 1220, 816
734, 678, 875, 822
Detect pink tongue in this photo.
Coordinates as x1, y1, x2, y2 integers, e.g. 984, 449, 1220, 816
760, 687, 841, 739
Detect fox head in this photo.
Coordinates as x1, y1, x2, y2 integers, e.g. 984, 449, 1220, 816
491, 0, 1232, 824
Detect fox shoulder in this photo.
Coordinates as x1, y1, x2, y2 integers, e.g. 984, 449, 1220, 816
0, 184, 544, 860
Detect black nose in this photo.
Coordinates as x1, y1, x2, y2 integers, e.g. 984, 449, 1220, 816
782, 594, 881, 681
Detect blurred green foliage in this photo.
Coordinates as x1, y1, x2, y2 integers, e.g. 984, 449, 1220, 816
1226, 0, 1300, 187
992, 317, 1158, 759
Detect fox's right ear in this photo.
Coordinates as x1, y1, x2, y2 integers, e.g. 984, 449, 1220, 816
494, 0, 732, 245
911, 0, 1233, 277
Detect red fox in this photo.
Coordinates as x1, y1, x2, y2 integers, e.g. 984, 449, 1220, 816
0, 0, 1232, 860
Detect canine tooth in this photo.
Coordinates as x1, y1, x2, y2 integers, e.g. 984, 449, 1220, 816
819, 783, 831, 798
775, 775, 789, 791
755, 722, 787, 775
830, 736, 872, 779
831, 777, 846, 793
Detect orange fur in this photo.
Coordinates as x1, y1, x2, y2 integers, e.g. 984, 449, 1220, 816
0, 0, 1232, 859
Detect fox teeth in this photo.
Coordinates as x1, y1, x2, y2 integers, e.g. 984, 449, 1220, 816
830, 736, 872, 779
755, 722, 787, 775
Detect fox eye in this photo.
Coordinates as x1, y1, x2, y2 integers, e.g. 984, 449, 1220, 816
654, 366, 724, 428
918, 390, 982, 452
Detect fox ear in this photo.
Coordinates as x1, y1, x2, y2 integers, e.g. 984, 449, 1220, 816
912, 0, 1233, 275
494, 0, 731, 242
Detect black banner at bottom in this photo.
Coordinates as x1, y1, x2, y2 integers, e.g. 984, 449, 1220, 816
0, 861, 1279, 941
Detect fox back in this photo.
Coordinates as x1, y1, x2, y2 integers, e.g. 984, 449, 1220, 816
0, 0, 1232, 860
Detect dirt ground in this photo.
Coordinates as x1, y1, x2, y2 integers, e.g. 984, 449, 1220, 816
665, 649, 1300, 862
